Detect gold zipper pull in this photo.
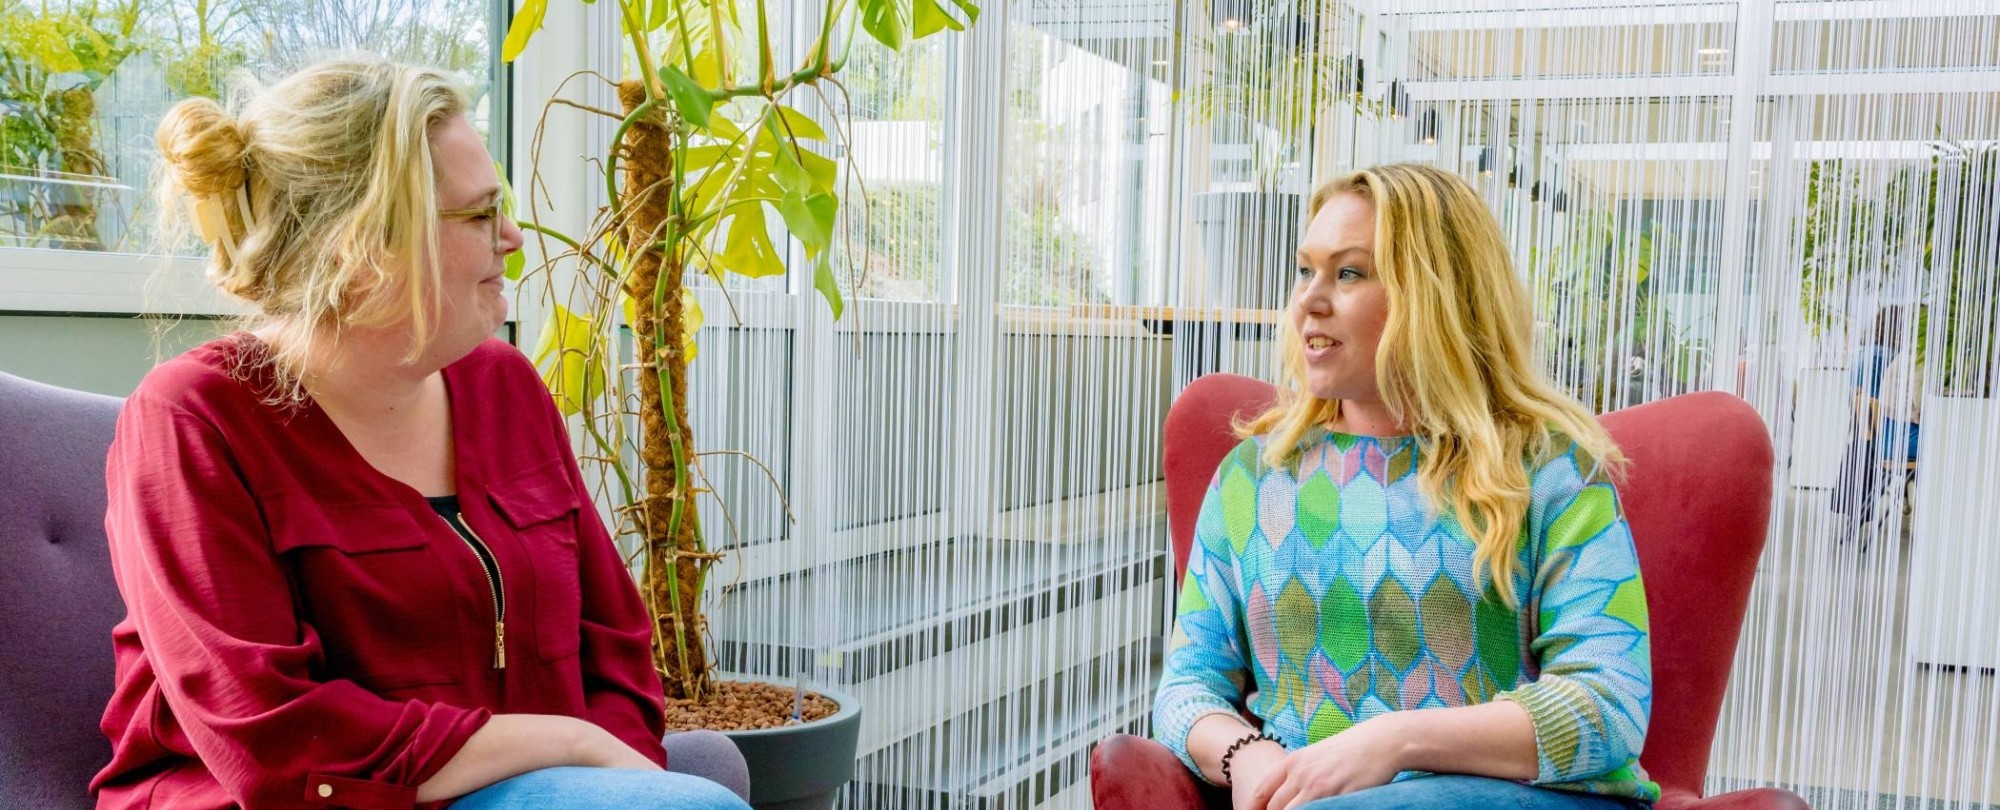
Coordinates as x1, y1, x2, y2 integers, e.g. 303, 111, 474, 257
494, 621, 507, 669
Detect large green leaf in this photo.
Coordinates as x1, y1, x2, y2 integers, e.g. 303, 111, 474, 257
505, 243, 526, 282
501, 0, 548, 62
721, 205, 786, 278
772, 138, 812, 195
657, 63, 714, 129
681, 143, 740, 177
770, 128, 840, 264
778, 190, 838, 252
741, 172, 788, 204
772, 104, 828, 141
686, 136, 771, 219
681, 290, 705, 360
801, 147, 839, 189
763, 118, 837, 195
812, 253, 844, 320
858, 0, 908, 49
707, 112, 746, 141
913, 0, 965, 38
531, 304, 606, 417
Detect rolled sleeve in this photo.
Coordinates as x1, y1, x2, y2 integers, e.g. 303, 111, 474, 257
1499, 456, 1652, 785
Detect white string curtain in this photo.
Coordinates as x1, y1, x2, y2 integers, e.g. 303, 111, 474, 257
1361, 1, 2000, 808
657, 0, 2000, 807
675, 1, 1177, 807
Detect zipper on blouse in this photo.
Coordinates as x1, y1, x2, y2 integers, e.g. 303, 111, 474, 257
447, 513, 508, 669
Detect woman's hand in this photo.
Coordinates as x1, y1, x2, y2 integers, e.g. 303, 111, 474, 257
417, 714, 661, 802
1245, 713, 1408, 810
571, 722, 666, 771
1226, 740, 1289, 810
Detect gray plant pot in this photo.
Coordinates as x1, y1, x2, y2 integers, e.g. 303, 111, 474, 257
1191, 190, 1303, 312
719, 685, 861, 810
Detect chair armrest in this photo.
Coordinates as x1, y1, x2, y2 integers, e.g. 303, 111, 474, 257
1657, 786, 1811, 810
662, 730, 750, 802
1089, 734, 1218, 810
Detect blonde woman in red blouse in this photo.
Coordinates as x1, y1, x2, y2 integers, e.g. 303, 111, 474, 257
92, 55, 748, 810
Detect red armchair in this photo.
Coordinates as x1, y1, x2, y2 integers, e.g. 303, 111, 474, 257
1092, 374, 1808, 810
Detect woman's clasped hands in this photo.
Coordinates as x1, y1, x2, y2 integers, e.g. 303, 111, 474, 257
1233, 714, 1409, 810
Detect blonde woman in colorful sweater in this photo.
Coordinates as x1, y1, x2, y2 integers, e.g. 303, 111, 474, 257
1153, 163, 1655, 810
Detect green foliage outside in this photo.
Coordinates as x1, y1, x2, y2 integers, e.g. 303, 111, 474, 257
0, 0, 490, 252
1894, 144, 2000, 396
0, 0, 141, 249
843, 184, 1110, 307
833, 28, 1111, 307
1803, 143, 2000, 396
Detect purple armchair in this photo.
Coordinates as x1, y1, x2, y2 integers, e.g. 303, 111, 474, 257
0, 372, 123, 809
1091, 374, 1808, 810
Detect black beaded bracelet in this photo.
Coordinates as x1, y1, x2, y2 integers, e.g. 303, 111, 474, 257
1219, 730, 1276, 785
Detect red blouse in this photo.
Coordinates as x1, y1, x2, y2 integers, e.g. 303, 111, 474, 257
93, 337, 666, 810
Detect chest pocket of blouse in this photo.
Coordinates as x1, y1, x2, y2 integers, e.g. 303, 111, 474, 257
488, 460, 585, 663
266, 497, 464, 691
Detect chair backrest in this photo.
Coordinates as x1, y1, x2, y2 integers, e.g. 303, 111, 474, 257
0, 372, 124, 809
1161, 373, 1774, 799
1162, 374, 1281, 588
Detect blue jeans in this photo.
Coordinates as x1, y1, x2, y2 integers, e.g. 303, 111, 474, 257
1295, 774, 1647, 810
449, 766, 750, 810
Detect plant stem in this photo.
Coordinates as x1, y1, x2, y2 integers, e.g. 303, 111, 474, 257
707, 0, 729, 88
673, 0, 699, 69
621, 0, 665, 100
756, 0, 774, 93
711, 62, 824, 100
605, 97, 662, 218
517, 220, 586, 254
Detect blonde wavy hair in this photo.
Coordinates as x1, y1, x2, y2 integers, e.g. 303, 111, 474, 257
1242, 163, 1625, 607
152, 54, 471, 401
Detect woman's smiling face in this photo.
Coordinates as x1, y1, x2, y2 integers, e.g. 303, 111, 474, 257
1291, 191, 1388, 406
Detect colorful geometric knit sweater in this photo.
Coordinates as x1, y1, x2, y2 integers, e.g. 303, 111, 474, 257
1153, 428, 1658, 802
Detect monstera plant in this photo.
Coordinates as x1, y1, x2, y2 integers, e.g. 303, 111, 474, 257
501, 0, 977, 720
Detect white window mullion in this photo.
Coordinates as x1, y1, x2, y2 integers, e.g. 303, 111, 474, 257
944, 1, 1011, 539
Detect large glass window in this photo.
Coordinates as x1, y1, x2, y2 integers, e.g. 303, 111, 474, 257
1003, 15, 1172, 308
0, 0, 499, 255
827, 34, 948, 303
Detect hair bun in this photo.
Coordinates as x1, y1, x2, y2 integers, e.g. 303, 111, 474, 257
156, 97, 251, 197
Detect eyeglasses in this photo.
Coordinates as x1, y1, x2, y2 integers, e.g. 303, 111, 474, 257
439, 193, 514, 252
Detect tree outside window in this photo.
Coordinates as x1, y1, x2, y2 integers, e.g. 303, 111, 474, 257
0, 0, 494, 255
